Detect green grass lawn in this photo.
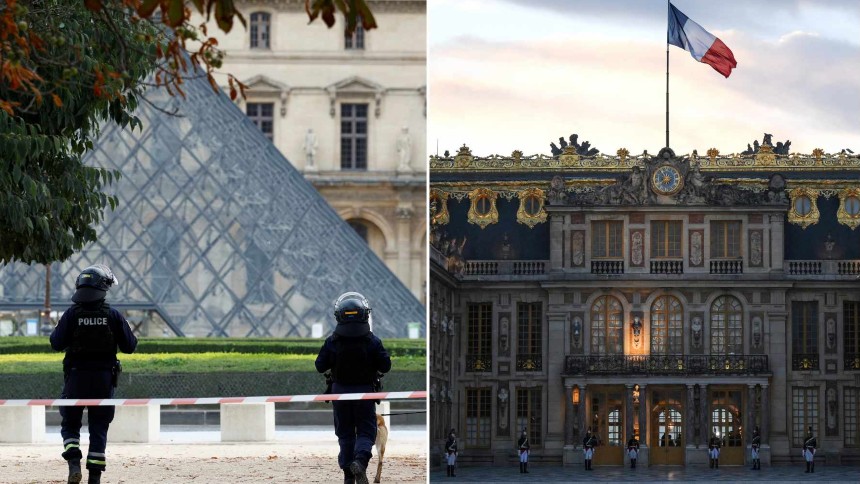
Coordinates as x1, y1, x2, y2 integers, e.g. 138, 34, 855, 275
0, 337, 425, 356
0, 352, 425, 374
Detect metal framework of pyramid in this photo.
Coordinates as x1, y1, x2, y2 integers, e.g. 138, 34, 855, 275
0, 74, 425, 338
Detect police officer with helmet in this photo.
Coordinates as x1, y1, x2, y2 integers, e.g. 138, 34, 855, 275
50, 265, 137, 484
316, 292, 391, 484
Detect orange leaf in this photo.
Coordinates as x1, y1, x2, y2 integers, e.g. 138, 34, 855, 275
51, 94, 63, 107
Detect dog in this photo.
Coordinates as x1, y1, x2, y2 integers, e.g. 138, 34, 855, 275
373, 413, 389, 483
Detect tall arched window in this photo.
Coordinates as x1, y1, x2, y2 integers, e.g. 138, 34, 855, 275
651, 295, 683, 354
250, 12, 271, 49
591, 295, 623, 354
711, 296, 743, 354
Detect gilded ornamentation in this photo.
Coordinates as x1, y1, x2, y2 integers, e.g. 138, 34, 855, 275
558, 146, 581, 166
788, 187, 820, 229
467, 187, 499, 229
617, 148, 629, 163
754, 144, 775, 165
429, 189, 450, 225
516, 188, 547, 228
812, 148, 825, 163
512, 150, 523, 160
837, 187, 860, 229
707, 148, 719, 163
455, 144, 473, 168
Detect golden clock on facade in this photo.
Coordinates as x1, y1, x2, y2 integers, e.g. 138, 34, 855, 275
652, 165, 684, 196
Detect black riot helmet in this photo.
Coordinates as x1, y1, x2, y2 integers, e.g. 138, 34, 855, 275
333, 292, 371, 337
72, 264, 118, 303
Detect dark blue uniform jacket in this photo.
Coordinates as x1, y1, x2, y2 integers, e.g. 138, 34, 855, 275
50, 303, 138, 370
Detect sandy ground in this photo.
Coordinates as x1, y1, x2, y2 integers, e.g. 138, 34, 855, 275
0, 428, 427, 483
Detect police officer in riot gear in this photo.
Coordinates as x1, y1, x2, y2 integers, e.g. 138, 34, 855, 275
50, 265, 137, 484
316, 292, 391, 484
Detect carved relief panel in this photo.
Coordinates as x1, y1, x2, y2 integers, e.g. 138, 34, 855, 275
749, 229, 763, 268
630, 229, 644, 267
689, 229, 704, 267
571, 231, 585, 267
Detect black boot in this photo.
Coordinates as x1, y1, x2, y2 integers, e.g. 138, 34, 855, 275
349, 461, 369, 484
87, 471, 101, 484
805, 462, 810, 473
344, 468, 355, 484
811, 462, 815, 473
451, 465, 457, 477
524, 462, 529, 473
709, 458, 713, 469
716, 459, 719, 469
67, 459, 82, 484
519, 463, 524, 473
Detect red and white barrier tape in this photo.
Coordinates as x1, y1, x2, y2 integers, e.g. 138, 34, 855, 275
0, 391, 426, 407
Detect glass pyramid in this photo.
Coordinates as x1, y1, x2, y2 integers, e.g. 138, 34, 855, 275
0, 74, 425, 338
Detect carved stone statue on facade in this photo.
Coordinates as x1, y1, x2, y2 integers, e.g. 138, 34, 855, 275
550, 133, 600, 156
763, 133, 773, 146
546, 175, 568, 205
396, 126, 412, 171
690, 232, 703, 266
446, 236, 468, 276
303, 128, 318, 169
774, 140, 791, 155
500, 316, 510, 352
499, 388, 509, 429
631, 232, 643, 266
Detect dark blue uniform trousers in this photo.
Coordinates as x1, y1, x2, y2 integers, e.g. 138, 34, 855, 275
60, 369, 115, 472
332, 383, 377, 471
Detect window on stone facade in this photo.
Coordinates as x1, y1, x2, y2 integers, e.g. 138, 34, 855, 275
845, 301, 860, 367
244, 240, 275, 304
467, 303, 492, 371
149, 218, 181, 303
651, 295, 683, 354
710, 296, 743, 355
591, 221, 623, 258
710, 221, 741, 258
792, 301, 818, 369
250, 12, 271, 49
517, 302, 542, 371
341, 103, 368, 170
345, 22, 365, 49
246, 103, 274, 140
651, 221, 682, 258
347, 220, 369, 243
516, 387, 542, 445
590, 295, 623, 355
466, 387, 492, 447
791, 387, 818, 447
846, 387, 859, 447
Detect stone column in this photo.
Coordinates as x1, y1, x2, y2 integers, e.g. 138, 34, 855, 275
579, 384, 588, 440
550, 213, 564, 271
761, 384, 770, 444
700, 384, 709, 441
747, 384, 756, 447
565, 384, 574, 445
395, 206, 414, 296
686, 384, 696, 448
626, 384, 635, 443
638, 384, 647, 442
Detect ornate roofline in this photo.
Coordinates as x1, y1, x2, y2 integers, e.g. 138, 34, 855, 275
430, 145, 860, 172
236, 0, 425, 14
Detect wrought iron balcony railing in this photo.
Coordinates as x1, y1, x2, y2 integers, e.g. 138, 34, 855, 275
465, 354, 492, 372
792, 353, 819, 371
846, 354, 860, 371
563, 354, 769, 376
515, 354, 543, 371
462, 260, 549, 277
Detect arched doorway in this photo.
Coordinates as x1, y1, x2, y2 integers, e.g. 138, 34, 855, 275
650, 388, 685, 465
710, 389, 744, 465
589, 387, 624, 465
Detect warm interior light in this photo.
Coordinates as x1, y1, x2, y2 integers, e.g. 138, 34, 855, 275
573, 385, 580, 405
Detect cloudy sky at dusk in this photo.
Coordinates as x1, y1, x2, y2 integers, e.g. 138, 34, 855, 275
428, 0, 860, 157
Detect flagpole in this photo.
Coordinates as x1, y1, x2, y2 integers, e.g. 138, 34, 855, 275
666, 0, 670, 149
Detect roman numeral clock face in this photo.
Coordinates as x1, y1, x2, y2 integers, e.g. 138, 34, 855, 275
652, 165, 684, 196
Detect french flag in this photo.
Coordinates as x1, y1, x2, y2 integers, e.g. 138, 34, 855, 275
668, 3, 737, 78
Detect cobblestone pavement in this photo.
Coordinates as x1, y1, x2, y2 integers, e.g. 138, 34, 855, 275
430, 465, 860, 482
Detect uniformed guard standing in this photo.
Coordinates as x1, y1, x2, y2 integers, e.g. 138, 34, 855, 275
803, 426, 817, 473
518, 427, 530, 473
582, 427, 597, 471
627, 434, 640, 468
708, 432, 722, 469
750, 426, 761, 470
316, 292, 391, 484
50, 265, 137, 484
445, 428, 458, 477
